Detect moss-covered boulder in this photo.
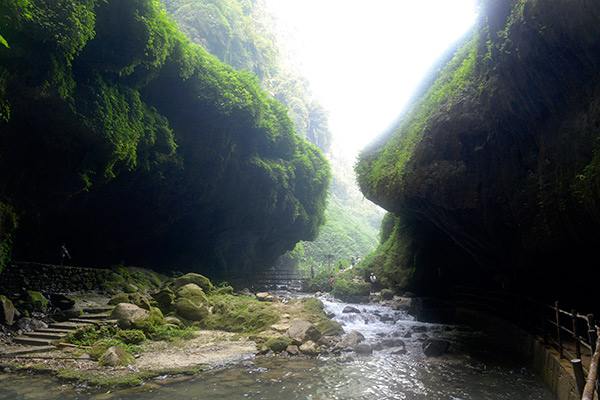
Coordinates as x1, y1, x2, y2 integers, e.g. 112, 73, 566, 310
152, 288, 175, 312
174, 298, 209, 321
0, 295, 15, 325
214, 285, 234, 296
265, 336, 292, 353
316, 319, 344, 336
132, 306, 165, 333
99, 346, 134, 367
176, 283, 208, 303
111, 303, 149, 329
173, 274, 214, 293
108, 293, 151, 310
25, 291, 49, 312
116, 329, 146, 345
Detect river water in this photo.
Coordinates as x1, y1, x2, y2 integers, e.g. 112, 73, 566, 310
0, 295, 553, 400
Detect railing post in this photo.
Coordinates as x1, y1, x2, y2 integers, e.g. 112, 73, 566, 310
573, 309, 581, 359
555, 301, 563, 358
571, 358, 586, 397
588, 314, 596, 353
582, 327, 600, 400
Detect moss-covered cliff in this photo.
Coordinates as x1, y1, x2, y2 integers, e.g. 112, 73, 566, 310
356, 0, 600, 298
0, 0, 329, 275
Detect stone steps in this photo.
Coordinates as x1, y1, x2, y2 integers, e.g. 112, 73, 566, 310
14, 336, 57, 346
37, 328, 73, 334
76, 313, 112, 320
0, 345, 57, 357
49, 322, 92, 330
24, 331, 67, 340
82, 306, 113, 314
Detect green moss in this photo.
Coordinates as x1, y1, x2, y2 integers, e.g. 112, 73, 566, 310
174, 298, 209, 322
176, 284, 208, 304
203, 294, 278, 333
173, 273, 214, 293
25, 291, 49, 312
98, 345, 134, 367
116, 329, 146, 345
331, 277, 370, 303
147, 324, 196, 342
264, 336, 292, 353
316, 319, 344, 336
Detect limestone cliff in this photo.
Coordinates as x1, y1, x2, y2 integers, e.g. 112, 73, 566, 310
356, 0, 600, 299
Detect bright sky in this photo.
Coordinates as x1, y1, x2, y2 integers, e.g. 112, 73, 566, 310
265, 0, 479, 157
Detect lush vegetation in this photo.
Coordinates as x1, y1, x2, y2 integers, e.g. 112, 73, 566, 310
163, 0, 332, 152
0, 0, 329, 275
163, 0, 383, 277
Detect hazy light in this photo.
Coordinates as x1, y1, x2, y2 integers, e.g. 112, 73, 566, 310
265, 0, 479, 157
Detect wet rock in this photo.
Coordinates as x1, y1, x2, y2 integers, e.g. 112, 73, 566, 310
381, 338, 405, 348
337, 330, 365, 349
299, 340, 320, 355
417, 334, 430, 342
379, 314, 394, 322
342, 306, 361, 314
256, 292, 275, 302
111, 303, 150, 329
403, 331, 413, 338
380, 289, 395, 300
0, 295, 15, 325
318, 335, 340, 348
376, 332, 386, 337
410, 325, 427, 333
372, 342, 384, 351
390, 347, 407, 355
326, 311, 335, 319
354, 343, 373, 355
422, 339, 450, 357
287, 320, 321, 343
286, 344, 300, 355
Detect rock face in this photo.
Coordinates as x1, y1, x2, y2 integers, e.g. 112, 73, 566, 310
111, 303, 150, 329
356, 0, 600, 300
0, 295, 15, 325
287, 320, 321, 344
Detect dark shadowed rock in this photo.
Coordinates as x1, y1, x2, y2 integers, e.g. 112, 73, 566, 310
342, 306, 361, 314
354, 343, 373, 355
422, 339, 450, 357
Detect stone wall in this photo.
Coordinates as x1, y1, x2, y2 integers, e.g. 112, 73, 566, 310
0, 262, 114, 294
456, 308, 581, 400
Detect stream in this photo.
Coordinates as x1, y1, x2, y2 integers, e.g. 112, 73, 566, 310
0, 295, 553, 400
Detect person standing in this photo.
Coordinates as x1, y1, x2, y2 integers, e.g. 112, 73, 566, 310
60, 243, 71, 266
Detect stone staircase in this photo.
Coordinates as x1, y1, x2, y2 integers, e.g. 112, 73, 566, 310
3, 305, 114, 357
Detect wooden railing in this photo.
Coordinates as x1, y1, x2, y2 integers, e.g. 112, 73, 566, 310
453, 287, 599, 399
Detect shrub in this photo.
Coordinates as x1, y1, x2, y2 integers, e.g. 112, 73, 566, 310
265, 336, 292, 353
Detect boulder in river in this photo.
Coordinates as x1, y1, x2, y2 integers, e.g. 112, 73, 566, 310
342, 306, 361, 314
287, 320, 321, 343
354, 343, 373, 355
381, 338, 405, 348
299, 340, 320, 355
0, 295, 15, 326
390, 347, 407, 355
111, 303, 150, 329
422, 339, 450, 357
286, 344, 300, 355
337, 330, 365, 349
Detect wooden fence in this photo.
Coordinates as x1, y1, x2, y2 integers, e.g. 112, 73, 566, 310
453, 287, 599, 399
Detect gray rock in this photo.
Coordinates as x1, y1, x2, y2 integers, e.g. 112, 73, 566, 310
422, 339, 450, 357
286, 344, 300, 355
342, 306, 361, 314
410, 325, 427, 333
111, 303, 149, 329
381, 338, 405, 348
0, 295, 15, 326
99, 346, 133, 367
16, 317, 47, 332
390, 347, 407, 355
354, 343, 373, 355
337, 330, 365, 349
287, 320, 321, 343
299, 340, 320, 355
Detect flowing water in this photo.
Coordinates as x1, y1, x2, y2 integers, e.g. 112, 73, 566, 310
0, 295, 553, 400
